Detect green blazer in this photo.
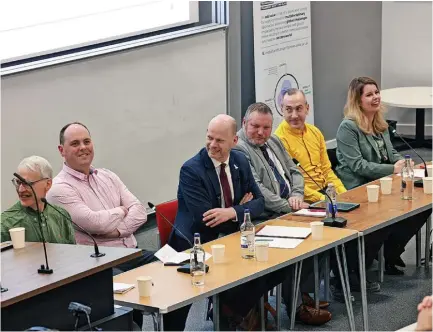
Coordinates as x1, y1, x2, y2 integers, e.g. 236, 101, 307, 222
335, 119, 403, 189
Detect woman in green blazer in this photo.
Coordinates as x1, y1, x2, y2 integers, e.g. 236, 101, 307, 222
335, 76, 430, 276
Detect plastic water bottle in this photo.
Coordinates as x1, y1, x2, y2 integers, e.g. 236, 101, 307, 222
190, 233, 206, 286
240, 209, 255, 259
401, 155, 414, 200
325, 183, 337, 218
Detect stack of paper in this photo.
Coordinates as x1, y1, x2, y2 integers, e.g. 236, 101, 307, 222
293, 209, 326, 217
113, 283, 135, 294
255, 225, 311, 249
256, 226, 311, 239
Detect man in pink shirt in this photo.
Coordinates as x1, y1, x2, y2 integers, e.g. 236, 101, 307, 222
47, 122, 154, 269
47, 122, 155, 328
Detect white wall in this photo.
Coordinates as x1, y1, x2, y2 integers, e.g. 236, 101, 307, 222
1, 28, 227, 210
381, 1, 432, 136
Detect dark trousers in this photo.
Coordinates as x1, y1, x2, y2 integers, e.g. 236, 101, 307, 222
282, 255, 325, 313
332, 209, 431, 284
384, 208, 431, 263
164, 232, 289, 331
113, 249, 157, 328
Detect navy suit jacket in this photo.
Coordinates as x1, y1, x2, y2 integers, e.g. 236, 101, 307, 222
170, 148, 264, 249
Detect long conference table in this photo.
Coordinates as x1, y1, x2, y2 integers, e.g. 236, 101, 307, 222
280, 164, 433, 330
114, 220, 359, 331
114, 165, 432, 332
1, 242, 141, 330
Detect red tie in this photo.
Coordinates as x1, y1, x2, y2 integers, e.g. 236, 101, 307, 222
220, 163, 233, 208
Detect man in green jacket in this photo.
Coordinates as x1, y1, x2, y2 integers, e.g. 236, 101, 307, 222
1, 156, 75, 244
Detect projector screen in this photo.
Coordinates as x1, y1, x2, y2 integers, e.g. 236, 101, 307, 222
0, 0, 199, 63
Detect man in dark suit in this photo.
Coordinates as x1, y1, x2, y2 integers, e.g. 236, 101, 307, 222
169, 114, 264, 251
166, 114, 287, 331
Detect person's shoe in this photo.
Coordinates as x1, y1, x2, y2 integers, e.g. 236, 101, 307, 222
385, 264, 404, 275
295, 304, 332, 325
352, 279, 381, 292
302, 293, 330, 309
394, 257, 406, 268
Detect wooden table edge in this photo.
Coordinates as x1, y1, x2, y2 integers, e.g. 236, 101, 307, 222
1, 248, 142, 308
114, 230, 358, 314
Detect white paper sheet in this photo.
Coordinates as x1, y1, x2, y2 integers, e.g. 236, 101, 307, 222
396, 169, 426, 178
256, 237, 304, 249
256, 225, 311, 239
293, 209, 326, 217
154, 244, 212, 264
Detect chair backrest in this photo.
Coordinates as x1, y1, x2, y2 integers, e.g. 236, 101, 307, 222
155, 200, 178, 247
327, 148, 338, 171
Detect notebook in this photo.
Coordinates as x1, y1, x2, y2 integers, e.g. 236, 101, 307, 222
256, 225, 311, 239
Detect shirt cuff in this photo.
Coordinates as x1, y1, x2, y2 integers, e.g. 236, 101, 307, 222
231, 207, 238, 222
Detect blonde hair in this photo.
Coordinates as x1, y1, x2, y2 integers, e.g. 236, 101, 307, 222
344, 77, 388, 134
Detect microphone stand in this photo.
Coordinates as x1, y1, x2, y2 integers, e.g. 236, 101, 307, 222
13, 173, 53, 274
292, 160, 347, 228
391, 129, 428, 187
41, 198, 105, 258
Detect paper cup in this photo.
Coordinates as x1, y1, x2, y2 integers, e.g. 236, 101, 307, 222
9, 227, 25, 249
427, 165, 433, 177
137, 276, 153, 297
380, 177, 393, 195
423, 177, 433, 194
367, 185, 380, 202
211, 244, 225, 264
310, 221, 324, 240
255, 242, 269, 262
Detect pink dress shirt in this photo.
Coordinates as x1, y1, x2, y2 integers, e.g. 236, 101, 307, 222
46, 163, 147, 248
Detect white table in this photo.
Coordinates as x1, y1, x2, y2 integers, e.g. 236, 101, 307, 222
381, 87, 432, 148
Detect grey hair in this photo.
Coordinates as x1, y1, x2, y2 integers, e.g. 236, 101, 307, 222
17, 156, 53, 179
243, 102, 273, 123
281, 88, 307, 107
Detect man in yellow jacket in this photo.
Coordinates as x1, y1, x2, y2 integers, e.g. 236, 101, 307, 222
274, 88, 346, 203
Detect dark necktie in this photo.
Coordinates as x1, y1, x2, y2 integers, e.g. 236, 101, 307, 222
219, 163, 233, 208
259, 145, 290, 199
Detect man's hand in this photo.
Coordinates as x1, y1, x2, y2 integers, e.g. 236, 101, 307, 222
240, 192, 253, 205
418, 296, 433, 312
203, 208, 237, 228
288, 196, 305, 211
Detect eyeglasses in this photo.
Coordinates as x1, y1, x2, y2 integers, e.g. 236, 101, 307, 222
11, 178, 48, 188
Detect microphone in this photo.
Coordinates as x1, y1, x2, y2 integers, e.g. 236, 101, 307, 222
390, 128, 428, 187
13, 172, 53, 274
41, 198, 105, 258
292, 159, 347, 228
148, 202, 193, 248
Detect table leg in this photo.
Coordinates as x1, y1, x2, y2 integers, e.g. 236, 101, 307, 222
378, 244, 384, 283
260, 295, 265, 331
324, 252, 330, 302
358, 234, 369, 331
156, 312, 164, 331
290, 260, 303, 330
335, 245, 355, 330
314, 255, 319, 309
416, 229, 422, 267
426, 215, 432, 269
276, 284, 282, 331
213, 294, 220, 331
341, 243, 355, 329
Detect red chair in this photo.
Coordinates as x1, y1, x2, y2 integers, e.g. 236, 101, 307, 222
155, 200, 178, 247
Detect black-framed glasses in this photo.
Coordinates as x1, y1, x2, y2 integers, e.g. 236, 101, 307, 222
11, 178, 48, 188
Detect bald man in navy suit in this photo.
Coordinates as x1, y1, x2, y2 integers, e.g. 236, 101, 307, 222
165, 115, 287, 331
